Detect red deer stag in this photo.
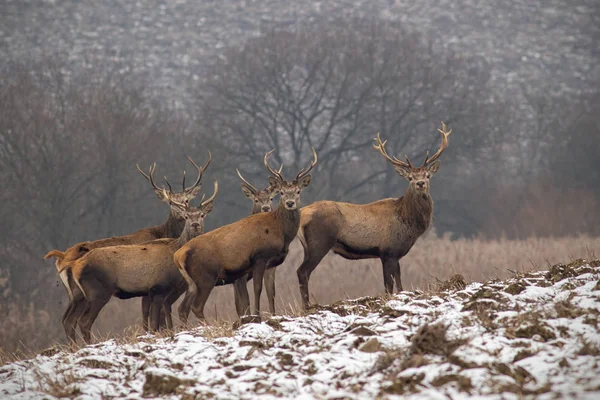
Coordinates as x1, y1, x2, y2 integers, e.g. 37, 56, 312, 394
296, 122, 451, 309
62, 182, 218, 342
233, 166, 281, 316
45, 153, 210, 331
174, 149, 317, 323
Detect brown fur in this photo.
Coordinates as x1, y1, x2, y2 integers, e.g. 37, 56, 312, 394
233, 172, 279, 316
296, 125, 450, 308
47, 157, 210, 334
63, 186, 216, 343
175, 150, 316, 322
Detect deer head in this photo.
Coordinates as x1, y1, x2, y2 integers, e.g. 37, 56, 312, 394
162, 179, 218, 235
136, 152, 211, 211
373, 122, 451, 194
236, 164, 282, 213
264, 148, 317, 211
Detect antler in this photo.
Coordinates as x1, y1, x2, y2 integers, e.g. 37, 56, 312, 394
422, 121, 452, 166
201, 180, 219, 208
236, 168, 258, 193
264, 150, 284, 181
160, 187, 187, 211
136, 162, 165, 192
296, 147, 318, 181
373, 133, 412, 169
184, 152, 212, 194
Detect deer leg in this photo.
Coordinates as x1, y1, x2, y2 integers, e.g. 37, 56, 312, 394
252, 261, 266, 316
162, 289, 180, 330
264, 267, 276, 314
191, 278, 217, 322
162, 302, 173, 330
297, 241, 331, 310
63, 294, 86, 343
178, 290, 195, 324
381, 256, 399, 294
150, 294, 165, 332
393, 260, 403, 292
141, 296, 151, 331
233, 275, 251, 317
78, 290, 111, 344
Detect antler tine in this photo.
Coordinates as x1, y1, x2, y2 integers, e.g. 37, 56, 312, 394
373, 133, 411, 169
236, 168, 258, 193
296, 147, 318, 181
163, 176, 174, 193
422, 121, 452, 166
137, 162, 162, 191
201, 180, 219, 208
185, 151, 212, 193
264, 149, 284, 181
182, 170, 186, 191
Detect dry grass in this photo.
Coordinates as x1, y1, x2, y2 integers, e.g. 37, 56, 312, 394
1, 234, 599, 359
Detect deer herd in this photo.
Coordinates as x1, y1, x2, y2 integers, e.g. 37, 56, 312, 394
45, 123, 452, 343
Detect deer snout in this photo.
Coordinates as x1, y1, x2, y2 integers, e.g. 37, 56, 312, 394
191, 222, 201, 229
285, 200, 296, 209
261, 205, 271, 212
416, 181, 426, 189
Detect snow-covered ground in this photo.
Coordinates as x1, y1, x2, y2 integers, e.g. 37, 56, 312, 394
1, 259, 599, 399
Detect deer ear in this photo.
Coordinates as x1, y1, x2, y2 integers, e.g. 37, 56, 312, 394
187, 185, 202, 197
268, 176, 281, 190
299, 174, 311, 188
154, 188, 168, 202
394, 167, 411, 180
240, 185, 254, 198
427, 161, 440, 175
203, 201, 214, 214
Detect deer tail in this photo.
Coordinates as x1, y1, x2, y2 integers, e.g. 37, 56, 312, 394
44, 250, 65, 260
174, 250, 197, 296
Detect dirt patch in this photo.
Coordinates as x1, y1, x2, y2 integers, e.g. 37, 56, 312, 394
504, 312, 557, 342
431, 374, 473, 393
463, 287, 510, 312
504, 281, 527, 295
410, 323, 465, 356
554, 300, 585, 319
143, 371, 193, 397
545, 259, 595, 283
436, 274, 467, 292
382, 373, 425, 395
77, 358, 115, 369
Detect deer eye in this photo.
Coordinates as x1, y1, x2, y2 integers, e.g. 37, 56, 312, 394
426, 173, 430, 178
408, 177, 413, 181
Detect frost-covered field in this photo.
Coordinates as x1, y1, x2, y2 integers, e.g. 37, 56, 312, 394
1, 260, 599, 399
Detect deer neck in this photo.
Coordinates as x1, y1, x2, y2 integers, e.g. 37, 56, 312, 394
274, 201, 301, 245
174, 224, 202, 248
161, 210, 186, 239
398, 188, 434, 234
250, 204, 262, 215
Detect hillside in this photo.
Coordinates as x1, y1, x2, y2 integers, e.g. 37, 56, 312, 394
1, 259, 599, 399
2, 0, 598, 101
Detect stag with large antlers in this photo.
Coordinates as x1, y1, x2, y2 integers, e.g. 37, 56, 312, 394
62, 183, 218, 343
44, 153, 211, 333
233, 165, 282, 316
174, 149, 317, 323
296, 122, 451, 309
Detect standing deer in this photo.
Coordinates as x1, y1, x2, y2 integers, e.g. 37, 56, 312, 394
296, 122, 451, 309
233, 166, 281, 316
45, 153, 211, 332
62, 182, 218, 342
174, 149, 317, 323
